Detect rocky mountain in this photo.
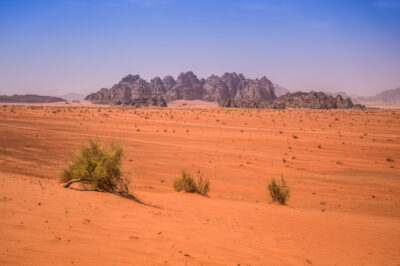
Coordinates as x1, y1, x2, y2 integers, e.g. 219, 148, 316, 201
273, 84, 290, 97
0, 94, 66, 103
357, 87, 400, 103
324, 91, 351, 99
86, 72, 363, 109
220, 91, 363, 109
85, 71, 277, 106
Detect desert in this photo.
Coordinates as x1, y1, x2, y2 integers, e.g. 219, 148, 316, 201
2, 1, 400, 265
1, 105, 399, 265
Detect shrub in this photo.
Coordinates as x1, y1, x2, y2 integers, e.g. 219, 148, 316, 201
195, 171, 210, 196
61, 140, 132, 199
173, 170, 210, 196
268, 177, 290, 205
173, 170, 197, 193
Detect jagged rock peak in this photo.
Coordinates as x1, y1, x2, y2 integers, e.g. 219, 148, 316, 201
176, 71, 202, 83
86, 71, 278, 106
121, 74, 141, 83
162, 75, 176, 90
150, 76, 164, 87
221, 72, 245, 80
219, 91, 364, 109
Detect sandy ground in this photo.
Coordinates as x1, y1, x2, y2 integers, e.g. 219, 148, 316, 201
168, 100, 219, 108
0, 105, 399, 266
0, 100, 107, 107
0, 99, 219, 108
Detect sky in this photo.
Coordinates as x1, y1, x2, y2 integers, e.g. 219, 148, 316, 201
0, 0, 400, 97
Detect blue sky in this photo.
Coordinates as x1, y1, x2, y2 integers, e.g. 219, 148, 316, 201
0, 0, 399, 96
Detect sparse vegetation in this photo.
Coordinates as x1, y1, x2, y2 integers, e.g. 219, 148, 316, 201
61, 140, 136, 201
268, 177, 290, 205
386, 157, 394, 162
173, 170, 210, 196
173, 170, 197, 193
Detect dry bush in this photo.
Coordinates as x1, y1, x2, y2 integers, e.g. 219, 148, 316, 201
195, 171, 210, 196
173, 170, 210, 196
61, 140, 135, 200
173, 170, 197, 193
268, 177, 290, 205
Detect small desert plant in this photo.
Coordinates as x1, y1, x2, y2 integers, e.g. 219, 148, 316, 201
386, 157, 394, 162
173, 170, 197, 193
61, 140, 133, 199
268, 177, 290, 205
173, 170, 210, 196
195, 171, 210, 196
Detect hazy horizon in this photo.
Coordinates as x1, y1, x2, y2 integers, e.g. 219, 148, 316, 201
1, 0, 399, 97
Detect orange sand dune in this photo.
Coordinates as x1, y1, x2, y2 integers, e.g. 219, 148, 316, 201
0, 105, 399, 265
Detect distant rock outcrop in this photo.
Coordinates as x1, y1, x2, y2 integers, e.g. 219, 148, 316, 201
85, 88, 111, 104
0, 94, 66, 103
220, 91, 364, 109
324, 91, 351, 99
85, 71, 277, 106
86, 72, 364, 109
357, 87, 400, 104
272, 91, 362, 109
166, 71, 205, 101
273, 84, 290, 97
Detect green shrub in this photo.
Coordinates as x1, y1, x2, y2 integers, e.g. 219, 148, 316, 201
268, 177, 290, 205
173, 170, 210, 196
61, 140, 132, 198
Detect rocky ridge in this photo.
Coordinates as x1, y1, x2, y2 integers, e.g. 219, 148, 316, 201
0, 94, 66, 103
219, 91, 364, 109
86, 72, 362, 109
85, 71, 276, 106
273, 84, 290, 97
356, 87, 400, 104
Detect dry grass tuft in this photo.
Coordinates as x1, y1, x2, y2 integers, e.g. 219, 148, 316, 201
173, 170, 210, 196
268, 177, 290, 205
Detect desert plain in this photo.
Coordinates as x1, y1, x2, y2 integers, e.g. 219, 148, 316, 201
0, 104, 399, 266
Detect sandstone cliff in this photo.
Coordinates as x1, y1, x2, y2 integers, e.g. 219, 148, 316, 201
85, 71, 277, 106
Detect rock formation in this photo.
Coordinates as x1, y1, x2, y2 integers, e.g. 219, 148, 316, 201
85, 88, 111, 104
166, 71, 205, 101
356, 87, 400, 104
273, 84, 290, 97
219, 91, 364, 109
85, 71, 277, 106
0, 94, 66, 103
86, 72, 362, 109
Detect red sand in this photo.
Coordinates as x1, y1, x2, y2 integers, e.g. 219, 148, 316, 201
0, 105, 399, 265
